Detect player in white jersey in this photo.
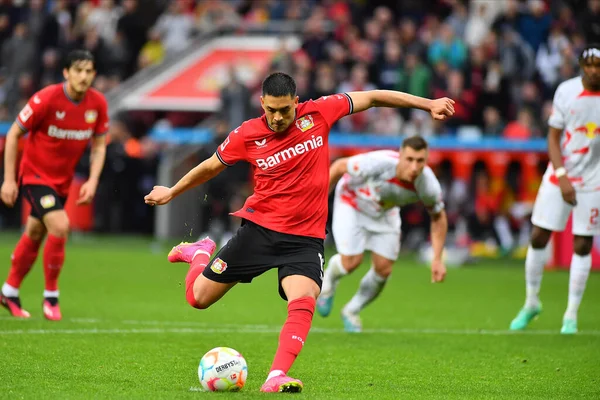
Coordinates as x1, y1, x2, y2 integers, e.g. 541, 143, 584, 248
316, 136, 448, 332
510, 44, 600, 334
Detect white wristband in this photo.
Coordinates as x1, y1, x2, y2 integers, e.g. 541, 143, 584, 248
554, 167, 567, 178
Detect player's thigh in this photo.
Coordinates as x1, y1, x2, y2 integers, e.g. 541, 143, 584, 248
43, 210, 70, 237
572, 191, 600, 236
192, 274, 238, 309
202, 220, 276, 285
531, 181, 571, 232
332, 198, 366, 256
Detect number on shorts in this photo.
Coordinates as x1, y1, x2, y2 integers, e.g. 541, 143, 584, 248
590, 208, 599, 225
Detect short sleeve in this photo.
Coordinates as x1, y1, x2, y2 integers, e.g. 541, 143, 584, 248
215, 125, 247, 166
418, 169, 445, 214
313, 93, 353, 127
16, 92, 48, 132
346, 153, 389, 180
548, 85, 566, 130
95, 96, 109, 136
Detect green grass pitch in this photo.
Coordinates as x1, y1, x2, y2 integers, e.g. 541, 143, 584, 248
1, 233, 599, 399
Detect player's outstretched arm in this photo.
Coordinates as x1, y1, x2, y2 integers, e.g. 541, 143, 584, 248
347, 90, 455, 120
144, 153, 226, 206
0, 122, 27, 207
548, 126, 576, 205
429, 209, 448, 283
329, 157, 349, 193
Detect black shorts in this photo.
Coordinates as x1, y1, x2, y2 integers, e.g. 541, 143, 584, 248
203, 219, 325, 300
21, 185, 67, 220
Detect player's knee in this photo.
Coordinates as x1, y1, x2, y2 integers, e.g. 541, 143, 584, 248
340, 254, 363, 272
530, 226, 551, 249
373, 262, 393, 278
573, 236, 593, 256
25, 219, 46, 242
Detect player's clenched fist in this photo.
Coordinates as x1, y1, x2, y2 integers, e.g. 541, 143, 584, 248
429, 97, 455, 120
431, 258, 447, 283
0, 180, 18, 207
144, 185, 173, 206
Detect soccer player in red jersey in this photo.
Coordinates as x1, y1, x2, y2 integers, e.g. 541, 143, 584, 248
145, 72, 454, 393
0, 50, 109, 321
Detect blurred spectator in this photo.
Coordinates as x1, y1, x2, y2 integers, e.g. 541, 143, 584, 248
337, 63, 375, 132
138, 28, 165, 69
152, 1, 195, 56
428, 23, 467, 70
504, 108, 540, 140
482, 106, 505, 137
369, 108, 403, 136
219, 65, 252, 131
579, 0, 600, 43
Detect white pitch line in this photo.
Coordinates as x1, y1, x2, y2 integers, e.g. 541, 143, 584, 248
1, 325, 600, 336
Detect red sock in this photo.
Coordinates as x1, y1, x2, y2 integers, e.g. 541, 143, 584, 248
43, 235, 66, 292
6, 234, 42, 288
269, 296, 315, 374
185, 252, 211, 308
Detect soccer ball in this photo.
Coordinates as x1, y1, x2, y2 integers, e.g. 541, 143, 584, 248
198, 347, 248, 392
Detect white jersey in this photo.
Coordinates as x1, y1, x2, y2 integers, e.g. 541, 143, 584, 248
336, 150, 444, 219
546, 76, 600, 192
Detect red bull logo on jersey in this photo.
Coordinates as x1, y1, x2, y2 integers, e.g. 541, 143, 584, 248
256, 135, 324, 170
48, 125, 93, 140
574, 122, 600, 139
295, 115, 314, 132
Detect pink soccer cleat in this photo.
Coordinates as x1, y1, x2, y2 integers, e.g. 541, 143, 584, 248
43, 298, 62, 321
260, 375, 304, 393
167, 237, 216, 264
0, 294, 31, 318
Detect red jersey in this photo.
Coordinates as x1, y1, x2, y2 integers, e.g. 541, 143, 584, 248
216, 93, 353, 239
16, 83, 109, 197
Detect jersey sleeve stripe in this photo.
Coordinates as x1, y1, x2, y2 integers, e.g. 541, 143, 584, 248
95, 130, 108, 137
15, 119, 27, 132
342, 92, 354, 115
216, 150, 233, 167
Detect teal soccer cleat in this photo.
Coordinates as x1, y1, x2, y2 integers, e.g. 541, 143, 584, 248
316, 294, 334, 317
341, 307, 362, 333
509, 305, 542, 330
560, 319, 578, 335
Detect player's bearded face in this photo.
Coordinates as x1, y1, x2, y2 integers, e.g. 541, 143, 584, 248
581, 57, 600, 90
397, 147, 427, 182
261, 95, 299, 133
63, 60, 96, 94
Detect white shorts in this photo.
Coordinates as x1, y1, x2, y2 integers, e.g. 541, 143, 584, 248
531, 180, 600, 236
332, 195, 401, 261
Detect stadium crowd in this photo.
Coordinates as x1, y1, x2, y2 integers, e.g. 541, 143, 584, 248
0, 0, 598, 255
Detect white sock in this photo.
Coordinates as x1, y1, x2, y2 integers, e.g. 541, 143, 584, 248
192, 249, 211, 261
43, 290, 59, 298
2, 283, 19, 297
320, 254, 347, 297
266, 369, 285, 382
344, 267, 387, 315
524, 245, 547, 309
564, 253, 592, 321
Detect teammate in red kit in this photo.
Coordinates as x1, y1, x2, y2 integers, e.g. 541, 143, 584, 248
0, 50, 109, 321
144, 72, 454, 393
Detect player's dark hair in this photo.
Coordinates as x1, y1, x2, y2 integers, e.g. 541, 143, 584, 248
262, 72, 296, 97
579, 43, 600, 63
63, 50, 95, 70
402, 135, 428, 151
